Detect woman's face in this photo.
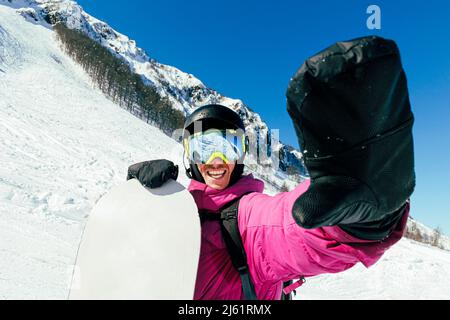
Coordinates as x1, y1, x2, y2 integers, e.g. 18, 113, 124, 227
197, 158, 235, 190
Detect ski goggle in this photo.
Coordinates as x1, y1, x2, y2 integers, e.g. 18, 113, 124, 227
183, 129, 247, 164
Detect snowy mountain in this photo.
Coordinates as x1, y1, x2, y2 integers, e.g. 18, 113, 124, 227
405, 217, 450, 251
1, 0, 307, 191
1, 1, 449, 299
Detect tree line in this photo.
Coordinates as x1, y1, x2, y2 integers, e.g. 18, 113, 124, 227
404, 219, 445, 250
54, 23, 185, 136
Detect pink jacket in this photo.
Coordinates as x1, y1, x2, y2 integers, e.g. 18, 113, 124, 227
188, 174, 409, 300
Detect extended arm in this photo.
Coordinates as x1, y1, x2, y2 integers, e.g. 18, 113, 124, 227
286, 36, 414, 240
239, 36, 414, 284
238, 180, 409, 283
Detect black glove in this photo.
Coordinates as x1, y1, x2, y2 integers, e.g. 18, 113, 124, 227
286, 36, 415, 240
127, 159, 179, 188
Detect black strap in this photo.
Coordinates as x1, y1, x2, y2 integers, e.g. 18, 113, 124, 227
199, 195, 257, 300
220, 198, 257, 300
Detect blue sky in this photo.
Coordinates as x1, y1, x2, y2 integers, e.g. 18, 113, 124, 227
76, 0, 450, 234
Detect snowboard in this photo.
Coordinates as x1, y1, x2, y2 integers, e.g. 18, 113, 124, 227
69, 178, 200, 300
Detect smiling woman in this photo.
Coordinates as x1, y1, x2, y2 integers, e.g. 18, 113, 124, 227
198, 159, 236, 190
75, 0, 450, 235
129, 36, 417, 300
2, 0, 450, 302
182, 104, 248, 188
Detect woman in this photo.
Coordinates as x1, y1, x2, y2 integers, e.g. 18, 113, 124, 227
129, 36, 415, 300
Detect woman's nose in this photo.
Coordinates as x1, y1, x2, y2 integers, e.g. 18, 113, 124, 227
209, 157, 225, 167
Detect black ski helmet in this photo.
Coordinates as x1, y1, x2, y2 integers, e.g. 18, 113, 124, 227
183, 104, 247, 185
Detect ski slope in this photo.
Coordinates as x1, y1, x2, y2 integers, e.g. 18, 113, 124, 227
296, 238, 450, 300
1, 3, 449, 299
0, 5, 187, 299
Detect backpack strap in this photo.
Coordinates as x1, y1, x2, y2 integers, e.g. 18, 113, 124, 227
282, 277, 306, 299
199, 194, 257, 300
281, 280, 293, 300
219, 197, 257, 300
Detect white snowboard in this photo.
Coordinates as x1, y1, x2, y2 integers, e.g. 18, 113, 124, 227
69, 179, 200, 300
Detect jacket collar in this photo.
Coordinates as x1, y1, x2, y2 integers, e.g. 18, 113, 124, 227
188, 174, 264, 212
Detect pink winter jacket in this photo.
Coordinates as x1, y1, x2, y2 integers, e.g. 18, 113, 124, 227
188, 174, 409, 300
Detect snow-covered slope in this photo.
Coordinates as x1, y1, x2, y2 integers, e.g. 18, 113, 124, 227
297, 238, 450, 300
405, 217, 450, 251
0, 4, 187, 299
1, 2, 449, 300
0, 0, 308, 191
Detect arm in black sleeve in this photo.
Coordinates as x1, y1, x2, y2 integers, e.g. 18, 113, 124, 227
286, 36, 415, 240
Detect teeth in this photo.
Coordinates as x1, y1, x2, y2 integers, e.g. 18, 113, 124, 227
208, 170, 225, 175
207, 170, 226, 178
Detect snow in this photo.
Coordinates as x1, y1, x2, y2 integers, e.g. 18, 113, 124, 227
407, 218, 450, 251
0, 4, 186, 299
1, 2, 450, 300
297, 238, 450, 300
